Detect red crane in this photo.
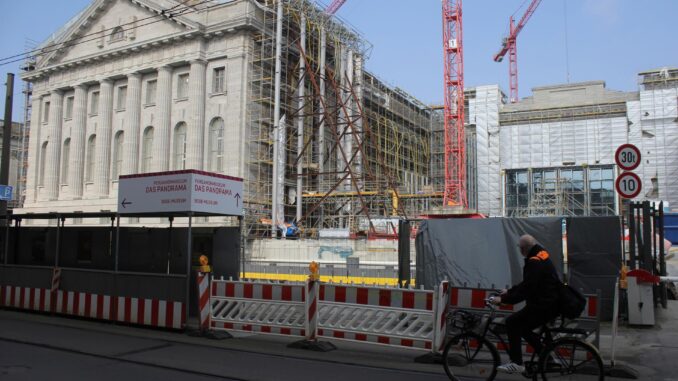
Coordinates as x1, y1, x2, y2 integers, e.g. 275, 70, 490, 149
323, 0, 468, 208
442, 0, 466, 208
493, 0, 542, 103
325, 0, 347, 15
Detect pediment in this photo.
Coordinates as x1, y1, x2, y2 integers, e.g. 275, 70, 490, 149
37, 0, 202, 69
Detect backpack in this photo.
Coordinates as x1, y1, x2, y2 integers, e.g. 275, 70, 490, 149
558, 283, 587, 319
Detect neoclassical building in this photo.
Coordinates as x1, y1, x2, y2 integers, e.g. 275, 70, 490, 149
20, 0, 436, 237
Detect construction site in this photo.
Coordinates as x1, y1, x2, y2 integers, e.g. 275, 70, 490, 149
5, 0, 678, 283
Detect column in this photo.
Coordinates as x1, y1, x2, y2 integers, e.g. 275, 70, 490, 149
45, 90, 64, 200
154, 65, 172, 172
24, 94, 44, 203
70, 84, 88, 198
95, 79, 113, 197
122, 73, 142, 175
187, 59, 206, 169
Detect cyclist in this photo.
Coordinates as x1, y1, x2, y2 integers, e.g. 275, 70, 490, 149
489, 234, 561, 374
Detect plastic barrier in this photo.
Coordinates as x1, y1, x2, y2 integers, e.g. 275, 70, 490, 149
210, 279, 308, 338
0, 284, 185, 330
318, 282, 449, 352
209, 277, 450, 354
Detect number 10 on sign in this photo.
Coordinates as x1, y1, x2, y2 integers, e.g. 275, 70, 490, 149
615, 172, 642, 199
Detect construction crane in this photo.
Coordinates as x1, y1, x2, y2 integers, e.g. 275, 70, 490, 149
325, 0, 346, 15
494, 0, 542, 103
442, 0, 466, 208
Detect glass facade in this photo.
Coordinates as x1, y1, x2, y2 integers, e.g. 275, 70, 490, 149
505, 165, 616, 217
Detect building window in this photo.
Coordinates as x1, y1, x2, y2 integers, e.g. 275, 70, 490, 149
213, 67, 225, 93
142, 127, 154, 173
505, 170, 529, 216
117, 86, 127, 110
64, 97, 74, 119
589, 166, 615, 216
112, 131, 124, 180
145, 80, 157, 105
86, 135, 96, 182
177, 73, 189, 99
209, 118, 224, 172
43, 102, 50, 123
61, 139, 70, 185
90, 92, 99, 115
39, 142, 48, 186
110, 26, 124, 42
173, 123, 187, 170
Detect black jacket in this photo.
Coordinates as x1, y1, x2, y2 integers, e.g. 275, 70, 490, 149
501, 244, 561, 309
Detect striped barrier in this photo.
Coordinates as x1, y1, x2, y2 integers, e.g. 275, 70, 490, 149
210, 279, 308, 338
0, 284, 185, 330
208, 278, 450, 355
197, 272, 211, 331
317, 281, 449, 352
51, 268, 61, 292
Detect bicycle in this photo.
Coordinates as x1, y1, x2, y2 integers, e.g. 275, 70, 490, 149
442, 295, 604, 381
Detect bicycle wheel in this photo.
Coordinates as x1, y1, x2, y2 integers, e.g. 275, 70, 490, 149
538, 338, 604, 381
442, 332, 499, 381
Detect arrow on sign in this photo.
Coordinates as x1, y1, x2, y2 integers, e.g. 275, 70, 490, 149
121, 198, 133, 208
234, 193, 241, 207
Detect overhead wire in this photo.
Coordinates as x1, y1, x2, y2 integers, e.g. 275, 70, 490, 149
0, 0, 214, 67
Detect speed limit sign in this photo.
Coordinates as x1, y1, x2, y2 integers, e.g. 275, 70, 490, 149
615, 144, 641, 171
615, 171, 642, 199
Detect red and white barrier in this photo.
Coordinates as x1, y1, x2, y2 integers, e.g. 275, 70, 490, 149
197, 273, 211, 331
0, 284, 185, 330
0, 285, 52, 312
305, 280, 318, 340
51, 268, 61, 292
316, 282, 450, 351
210, 279, 307, 337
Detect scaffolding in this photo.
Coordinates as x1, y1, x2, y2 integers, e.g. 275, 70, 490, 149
244, 0, 441, 239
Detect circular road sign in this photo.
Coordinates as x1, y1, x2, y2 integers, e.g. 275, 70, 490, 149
615, 171, 642, 199
615, 144, 641, 171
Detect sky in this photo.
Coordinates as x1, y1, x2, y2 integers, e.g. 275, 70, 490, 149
1, 0, 677, 121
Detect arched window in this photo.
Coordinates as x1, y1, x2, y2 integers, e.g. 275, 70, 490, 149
208, 118, 224, 172
110, 26, 124, 42
86, 135, 96, 182
61, 138, 70, 185
112, 131, 124, 180
142, 127, 154, 173
39, 142, 48, 186
173, 122, 187, 170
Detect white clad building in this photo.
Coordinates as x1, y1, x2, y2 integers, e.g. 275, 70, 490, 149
469, 68, 678, 217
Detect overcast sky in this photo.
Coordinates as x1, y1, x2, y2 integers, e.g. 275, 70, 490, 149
1, 0, 677, 120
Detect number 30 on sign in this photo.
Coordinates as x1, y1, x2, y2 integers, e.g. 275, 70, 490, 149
615, 172, 642, 199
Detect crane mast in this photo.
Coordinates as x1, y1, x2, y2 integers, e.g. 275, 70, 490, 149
442, 0, 466, 207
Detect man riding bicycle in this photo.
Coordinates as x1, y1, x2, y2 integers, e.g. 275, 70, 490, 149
489, 234, 561, 374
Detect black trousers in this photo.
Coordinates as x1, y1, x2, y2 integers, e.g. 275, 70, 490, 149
505, 305, 557, 364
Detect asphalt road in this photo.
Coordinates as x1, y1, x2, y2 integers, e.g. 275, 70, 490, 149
0, 311, 452, 381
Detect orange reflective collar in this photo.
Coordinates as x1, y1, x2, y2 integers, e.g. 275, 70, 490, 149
529, 250, 549, 261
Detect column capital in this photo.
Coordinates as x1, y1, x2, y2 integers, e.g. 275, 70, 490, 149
50, 89, 64, 96
73, 83, 89, 91
189, 58, 208, 66
126, 71, 142, 80
97, 77, 114, 86
157, 65, 173, 74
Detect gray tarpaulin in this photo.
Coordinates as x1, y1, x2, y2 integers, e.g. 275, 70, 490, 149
566, 216, 622, 321
415, 217, 563, 290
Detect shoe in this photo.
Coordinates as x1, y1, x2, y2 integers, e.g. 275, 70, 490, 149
497, 362, 526, 374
